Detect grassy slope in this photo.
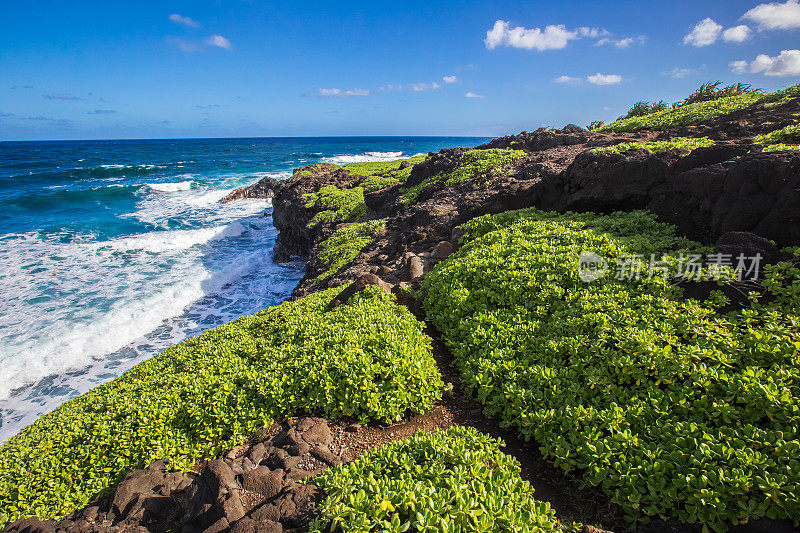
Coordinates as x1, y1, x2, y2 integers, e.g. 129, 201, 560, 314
315, 219, 386, 282
401, 148, 526, 203
422, 208, 800, 530
0, 287, 444, 527
598, 84, 800, 133
310, 426, 571, 532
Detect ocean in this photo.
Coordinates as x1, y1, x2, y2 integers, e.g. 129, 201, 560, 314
0, 136, 489, 442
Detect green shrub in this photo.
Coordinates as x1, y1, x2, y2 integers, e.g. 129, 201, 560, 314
621, 101, 669, 119
592, 137, 714, 155
676, 82, 760, 108
754, 124, 800, 145
401, 149, 526, 203
422, 208, 800, 531
343, 155, 427, 192
762, 144, 800, 153
601, 84, 800, 133
587, 121, 605, 131
0, 287, 444, 528
598, 92, 763, 133
751, 83, 800, 108
316, 219, 386, 282
310, 426, 568, 532
304, 185, 367, 227
299, 162, 341, 176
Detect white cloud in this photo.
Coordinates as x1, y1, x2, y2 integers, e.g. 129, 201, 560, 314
667, 67, 695, 78
743, 0, 800, 30
465, 92, 485, 98
684, 18, 723, 46
596, 36, 638, 48
578, 27, 609, 38
750, 49, 800, 75
587, 73, 622, 85
730, 60, 749, 74
485, 20, 580, 51
42, 93, 80, 100
169, 13, 200, 28
723, 25, 752, 42
206, 34, 232, 49
317, 88, 370, 97
554, 75, 582, 85
409, 82, 441, 91
443, 75, 458, 83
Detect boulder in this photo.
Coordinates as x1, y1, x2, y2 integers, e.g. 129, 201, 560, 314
327, 274, 392, 310
715, 231, 779, 265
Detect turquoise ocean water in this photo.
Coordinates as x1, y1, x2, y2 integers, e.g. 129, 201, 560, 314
0, 136, 488, 441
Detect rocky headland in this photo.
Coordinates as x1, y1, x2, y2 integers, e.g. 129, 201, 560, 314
4, 85, 800, 533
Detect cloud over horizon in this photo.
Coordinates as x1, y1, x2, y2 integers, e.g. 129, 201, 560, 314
484, 20, 609, 51
587, 73, 623, 85
731, 49, 800, 76
316, 88, 371, 97
684, 17, 752, 46
743, 0, 800, 30
169, 14, 200, 28
206, 35, 232, 49
684, 18, 723, 46
42, 93, 80, 101
723, 25, 752, 42
465, 92, 485, 98
554, 75, 583, 85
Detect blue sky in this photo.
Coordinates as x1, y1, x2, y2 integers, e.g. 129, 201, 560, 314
1, 0, 799, 140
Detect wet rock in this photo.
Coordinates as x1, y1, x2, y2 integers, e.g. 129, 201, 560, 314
220, 177, 284, 203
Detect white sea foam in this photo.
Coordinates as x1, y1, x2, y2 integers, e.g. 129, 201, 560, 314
324, 151, 405, 164
146, 180, 193, 192
0, 180, 302, 442
96, 223, 244, 253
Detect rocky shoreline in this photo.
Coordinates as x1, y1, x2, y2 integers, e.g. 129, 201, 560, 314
5, 89, 800, 533
249, 94, 799, 302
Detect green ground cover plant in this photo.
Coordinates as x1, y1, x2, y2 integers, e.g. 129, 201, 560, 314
401, 148, 526, 203
592, 137, 714, 155
316, 219, 386, 282
422, 208, 800, 531
759, 84, 800, 108
343, 155, 427, 193
754, 124, 800, 145
599, 84, 800, 133
0, 287, 444, 528
598, 93, 763, 133
300, 162, 341, 176
310, 426, 570, 532
304, 185, 367, 227
761, 144, 800, 153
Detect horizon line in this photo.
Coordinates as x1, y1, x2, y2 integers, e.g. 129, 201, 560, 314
0, 134, 498, 143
